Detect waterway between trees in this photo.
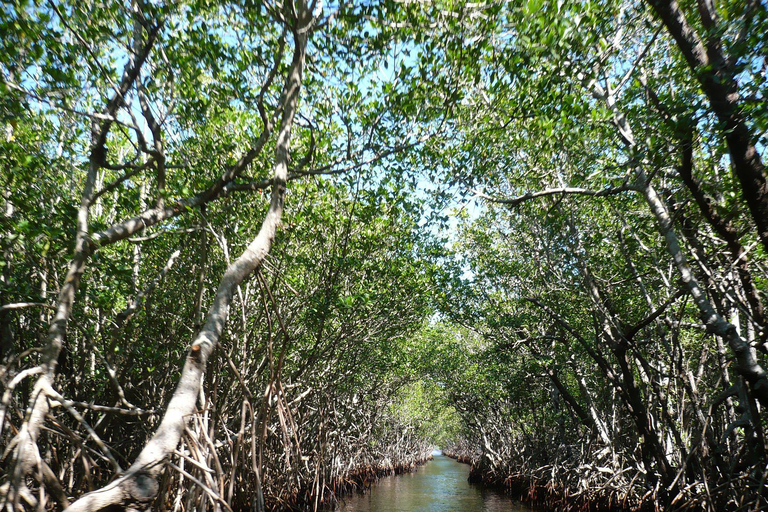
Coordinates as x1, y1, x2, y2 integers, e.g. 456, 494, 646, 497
331, 454, 529, 512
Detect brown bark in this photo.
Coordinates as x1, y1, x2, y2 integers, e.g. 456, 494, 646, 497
519, 333, 606, 442
614, 342, 673, 486
577, 253, 674, 485
645, 0, 768, 254
546, 369, 598, 437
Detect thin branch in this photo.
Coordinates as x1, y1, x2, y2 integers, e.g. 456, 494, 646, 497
0, 367, 44, 437
49, 399, 157, 416
474, 184, 638, 207
166, 461, 234, 512
223, 139, 424, 195
258, 27, 287, 131
126, 226, 203, 243
625, 288, 685, 339
0, 303, 54, 313
292, 138, 423, 177
615, 27, 661, 94
44, 385, 123, 473
92, 161, 154, 202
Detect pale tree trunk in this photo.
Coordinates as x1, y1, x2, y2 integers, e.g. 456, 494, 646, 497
63, 6, 314, 511
4, 134, 98, 510
0, 186, 15, 360
1, 24, 158, 508
2, 3, 293, 506
592, 81, 768, 406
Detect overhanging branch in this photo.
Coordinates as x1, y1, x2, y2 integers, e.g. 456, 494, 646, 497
474, 183, 638, 207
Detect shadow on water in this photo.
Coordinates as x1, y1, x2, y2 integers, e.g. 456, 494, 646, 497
331, 455, 529, 512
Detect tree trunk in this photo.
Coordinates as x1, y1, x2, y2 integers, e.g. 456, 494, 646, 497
63, 9, 312, 511
592, 80, 768, 407
645, 0, 768, 254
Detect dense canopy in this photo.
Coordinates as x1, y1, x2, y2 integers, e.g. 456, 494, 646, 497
1, 0, 767, 511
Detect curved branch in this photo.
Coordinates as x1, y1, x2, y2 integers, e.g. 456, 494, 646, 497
475, 184, 637, 207
64, 9, 312, 511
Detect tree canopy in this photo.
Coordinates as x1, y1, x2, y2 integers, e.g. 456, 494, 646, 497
1, 0, 767, 511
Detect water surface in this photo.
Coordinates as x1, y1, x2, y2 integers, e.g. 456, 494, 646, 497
333, 455, 528, 512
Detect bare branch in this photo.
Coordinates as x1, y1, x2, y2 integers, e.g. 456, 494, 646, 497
92, 161, 153, 202
474, 184, 638, 207
0, 303, 54, 313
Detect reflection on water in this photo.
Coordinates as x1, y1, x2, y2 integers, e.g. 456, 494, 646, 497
332, 455, 528, 512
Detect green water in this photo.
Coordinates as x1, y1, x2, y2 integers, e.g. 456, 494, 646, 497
332, 455, 528, 512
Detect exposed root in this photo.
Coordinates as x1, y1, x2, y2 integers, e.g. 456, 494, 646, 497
443, 450, 707, 512
263, 455, 433, 511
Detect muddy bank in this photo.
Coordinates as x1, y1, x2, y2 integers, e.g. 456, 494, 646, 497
443, 451, 683, 512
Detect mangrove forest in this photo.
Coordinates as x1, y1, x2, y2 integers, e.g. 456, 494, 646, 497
1, 0, 768, 510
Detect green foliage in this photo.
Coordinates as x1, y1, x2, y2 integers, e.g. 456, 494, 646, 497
2, 0, 768, 509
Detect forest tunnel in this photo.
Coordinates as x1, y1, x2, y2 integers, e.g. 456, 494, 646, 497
2, 1, 768, 511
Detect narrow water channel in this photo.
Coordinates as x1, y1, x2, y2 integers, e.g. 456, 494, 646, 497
332, 455, 528, 512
